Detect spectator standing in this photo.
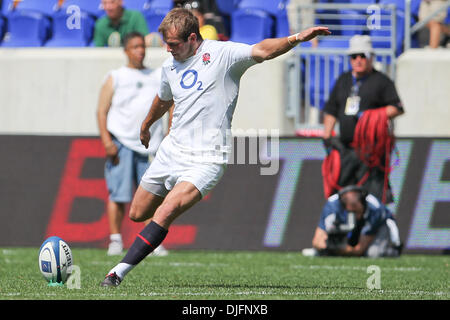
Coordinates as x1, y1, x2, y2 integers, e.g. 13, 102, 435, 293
322, 35, 405, 203
97, 32, 170, 256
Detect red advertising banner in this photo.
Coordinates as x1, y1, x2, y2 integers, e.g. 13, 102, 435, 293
0, 136, 449, 254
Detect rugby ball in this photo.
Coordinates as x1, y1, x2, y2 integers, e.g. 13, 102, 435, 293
38, 236, 73, 284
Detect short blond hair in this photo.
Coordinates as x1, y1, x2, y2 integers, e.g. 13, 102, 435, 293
158, 8, 202, 41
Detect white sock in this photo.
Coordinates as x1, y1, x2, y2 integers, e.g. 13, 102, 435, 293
110, 233, 122, 243
109, 262, 134, 280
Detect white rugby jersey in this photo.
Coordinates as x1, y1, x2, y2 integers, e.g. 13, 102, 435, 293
158, 39, 257, 163
106, 66, 164, 156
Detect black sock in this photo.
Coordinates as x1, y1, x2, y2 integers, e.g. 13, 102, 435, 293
121, 221, 168, 265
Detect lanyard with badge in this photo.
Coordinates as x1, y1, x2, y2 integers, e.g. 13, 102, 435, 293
344, 75, 365, 116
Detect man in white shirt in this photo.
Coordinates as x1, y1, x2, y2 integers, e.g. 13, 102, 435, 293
97, 31, 169, 257
101, 8, 330, 287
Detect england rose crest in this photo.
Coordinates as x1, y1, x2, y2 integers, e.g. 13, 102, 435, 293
202, 53, 211, 65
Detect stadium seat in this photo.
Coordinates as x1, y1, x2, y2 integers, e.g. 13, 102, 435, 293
13, 0, 59, 16
1, 10, 50, 46
144, 8, 168, 33
61, 0, 104, 18
446, 6, 450, 24
0, 15, 5, 44
238, 0, 289, 38
215, 0, 241, 36
1, 0, 15, 14
45, 9, 95, 47
230, 8, 274, 44
148, 0, 173, 10
318, 0, 350, 3
215, 0, 241, 16
123, 0, 151, 12
143, 0, 173, 32
4, 0, 58, 46
238, 0, 285, 16
349, 0, 377, 3
276, 8, 290, 37
410, 0, 422, 16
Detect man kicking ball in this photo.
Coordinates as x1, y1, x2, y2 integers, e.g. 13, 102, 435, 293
101, 7, 330, 287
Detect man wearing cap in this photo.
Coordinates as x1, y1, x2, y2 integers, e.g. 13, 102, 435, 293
322, 35, 404, 203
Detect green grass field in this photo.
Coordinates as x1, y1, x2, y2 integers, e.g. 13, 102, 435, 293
0, 248, 448, 300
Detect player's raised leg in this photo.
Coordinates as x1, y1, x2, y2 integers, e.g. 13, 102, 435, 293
128, 185, 165, 222
101, 182, 201, 287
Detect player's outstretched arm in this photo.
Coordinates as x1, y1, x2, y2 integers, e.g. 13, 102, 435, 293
251, 26, 331, 63
141, 95, 174, 148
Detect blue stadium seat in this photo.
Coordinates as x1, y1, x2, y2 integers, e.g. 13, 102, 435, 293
45, 9, 95, 47
349, 0, 377, 3
215, 0, 241, 16
230, 8, 274, 44
446, 6, 450, 24
123, 0, 151, 12
0, 15, 5, 44
1, 0, 15, 15
148, 0, 173, 10
143, 0, 172, 32
14, 0, 59, 16
215, 0, 241, 36
318, 0, 350, 3
238, 0, 289, 38
238, 0, 284, 16
276, 8, 290, 37
61, 0, 104, 18
1, 10, 50, 46
410, 0, 422, 16
144, 8, 168, 33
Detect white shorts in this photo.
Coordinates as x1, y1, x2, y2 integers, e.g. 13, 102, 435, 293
140, 136, 227, 198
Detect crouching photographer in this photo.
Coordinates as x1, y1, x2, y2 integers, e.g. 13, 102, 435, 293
303, 185, 402, 257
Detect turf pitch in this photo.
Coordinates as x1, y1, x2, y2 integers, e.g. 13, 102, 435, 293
0, 248, 448, 300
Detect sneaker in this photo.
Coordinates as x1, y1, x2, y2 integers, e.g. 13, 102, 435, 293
107, 240, 123, 256
149, 245, 169, 257
100, 272, 122, 287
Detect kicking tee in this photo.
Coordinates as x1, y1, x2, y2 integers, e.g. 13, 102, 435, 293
158, 39, 257, 164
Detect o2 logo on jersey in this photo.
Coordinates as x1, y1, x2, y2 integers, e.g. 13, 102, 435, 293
180, 69, 203, 91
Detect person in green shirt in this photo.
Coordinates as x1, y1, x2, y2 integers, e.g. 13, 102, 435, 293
94, 0, 150, 47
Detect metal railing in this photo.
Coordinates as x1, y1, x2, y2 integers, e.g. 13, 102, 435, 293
285, 2, 399, 131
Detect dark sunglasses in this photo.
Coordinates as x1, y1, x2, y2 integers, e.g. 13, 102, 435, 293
350, 53, 367, 60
